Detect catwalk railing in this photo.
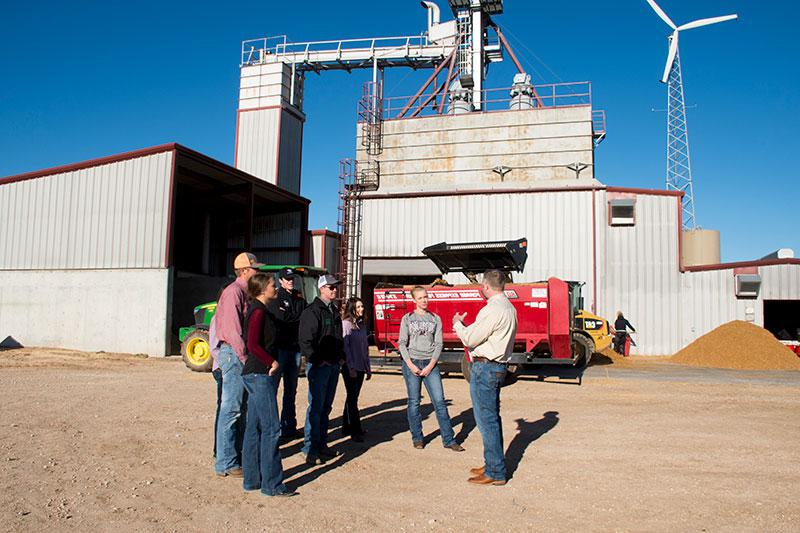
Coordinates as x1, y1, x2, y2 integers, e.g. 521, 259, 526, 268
378, 81, 594, 121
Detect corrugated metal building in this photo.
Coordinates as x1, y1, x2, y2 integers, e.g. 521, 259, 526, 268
0, 143, 310, 356
308, 229, 340, 275
352, 106, 800, 355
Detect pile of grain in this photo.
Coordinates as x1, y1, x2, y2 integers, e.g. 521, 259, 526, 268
670, 320, 800, 370
590, 348, 636, 366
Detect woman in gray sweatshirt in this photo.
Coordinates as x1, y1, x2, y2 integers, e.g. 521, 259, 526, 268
399, 286, 464, 452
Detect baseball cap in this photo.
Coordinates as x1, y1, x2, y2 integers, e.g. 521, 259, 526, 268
317, 274, 341, 290
279, 268, 296, 280
233, 252, 265, 270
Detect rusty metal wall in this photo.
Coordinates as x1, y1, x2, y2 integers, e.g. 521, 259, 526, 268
0, 151, 173, 270
357, 106, 596, 194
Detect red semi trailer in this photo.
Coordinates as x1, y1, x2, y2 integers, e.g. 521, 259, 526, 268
373, 240, 611, 381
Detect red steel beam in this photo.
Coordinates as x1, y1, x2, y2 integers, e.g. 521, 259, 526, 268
411, 45, 459, 118
438, 35, 461, 115
397, 49, 457, 118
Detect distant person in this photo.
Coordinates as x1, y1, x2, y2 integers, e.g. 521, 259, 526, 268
399, 286, 465, 452
267, 268, 307, 442
298, 274, 345, 465
241, 272, 296, 497
341, 297, 372, 442
453, 270, 517, 486
213, 252, 263, 478
612, 311, 636, 355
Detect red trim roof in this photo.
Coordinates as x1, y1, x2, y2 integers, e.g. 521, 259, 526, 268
0, 143, 178, 185
684, 258, 800, 272
606, 186, 684, 198
0, 142, 309, 206
310, 229, 340, 238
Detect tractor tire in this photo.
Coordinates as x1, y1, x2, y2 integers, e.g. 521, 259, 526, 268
572, 333, 595, 368
181, 329, 213, 372
460, 354, 473, 383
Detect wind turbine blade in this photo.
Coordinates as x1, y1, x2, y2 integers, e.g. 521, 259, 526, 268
661, 33, 678, 83
646, 0, 677, 29
678, 14, 738, 31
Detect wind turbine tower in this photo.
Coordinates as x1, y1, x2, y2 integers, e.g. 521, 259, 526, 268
646, 0, 737, 230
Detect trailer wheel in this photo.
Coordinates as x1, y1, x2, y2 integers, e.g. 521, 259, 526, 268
572, 333, 595, 368
460, 355, 473, 383
181, 330, 213, 372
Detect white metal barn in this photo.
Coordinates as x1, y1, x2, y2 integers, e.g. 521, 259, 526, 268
0, 143, 310, 356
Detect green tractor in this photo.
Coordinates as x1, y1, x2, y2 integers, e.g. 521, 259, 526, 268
178, 265, 326, 372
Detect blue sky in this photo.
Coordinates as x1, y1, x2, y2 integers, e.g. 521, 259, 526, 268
1, 0, 797, 262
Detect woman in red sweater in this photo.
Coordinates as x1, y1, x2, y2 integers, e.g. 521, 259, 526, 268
241, 273, 296, 497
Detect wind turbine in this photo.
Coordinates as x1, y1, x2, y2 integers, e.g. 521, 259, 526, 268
646, 0, 737, 230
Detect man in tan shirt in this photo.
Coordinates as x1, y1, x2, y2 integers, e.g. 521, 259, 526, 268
453, 269, 517, 485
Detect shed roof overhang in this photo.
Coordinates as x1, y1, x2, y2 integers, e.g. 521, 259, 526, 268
0, 142, 311, 267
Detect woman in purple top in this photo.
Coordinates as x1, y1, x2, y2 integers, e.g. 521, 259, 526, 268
341, 297, 372, 442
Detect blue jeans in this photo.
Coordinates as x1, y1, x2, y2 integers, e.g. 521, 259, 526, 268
215, 344, 247, 474
271, 349, 300, 437
302, 363, 339, 456
470, 360, 507, 480
242, 374, 287, 496
402, 358, 455, 446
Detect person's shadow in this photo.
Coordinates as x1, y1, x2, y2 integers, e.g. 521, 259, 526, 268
505, 411, 559, 480
281, 397, 435, 489
422, 404, 477, 446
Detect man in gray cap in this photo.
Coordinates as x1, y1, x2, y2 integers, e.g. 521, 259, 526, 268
268, 268, 307, 441
298, 274, 344, 464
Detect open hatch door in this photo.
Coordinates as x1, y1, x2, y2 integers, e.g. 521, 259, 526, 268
422, 238, 528, 282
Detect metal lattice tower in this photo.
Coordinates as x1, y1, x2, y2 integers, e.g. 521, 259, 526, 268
665, 43, 696, 230
645, 0, 738, 231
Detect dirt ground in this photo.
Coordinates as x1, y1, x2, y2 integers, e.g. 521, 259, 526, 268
1, 349, 798, 532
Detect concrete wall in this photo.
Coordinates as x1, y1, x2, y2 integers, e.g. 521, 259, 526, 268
357, 106, 596, 194
0, 269, 171, 356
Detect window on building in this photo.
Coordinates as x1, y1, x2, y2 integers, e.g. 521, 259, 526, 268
608, 198, 635, 226
735, 274, 761, 298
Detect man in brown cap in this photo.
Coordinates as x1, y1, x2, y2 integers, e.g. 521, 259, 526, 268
214, 252, 264, 477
